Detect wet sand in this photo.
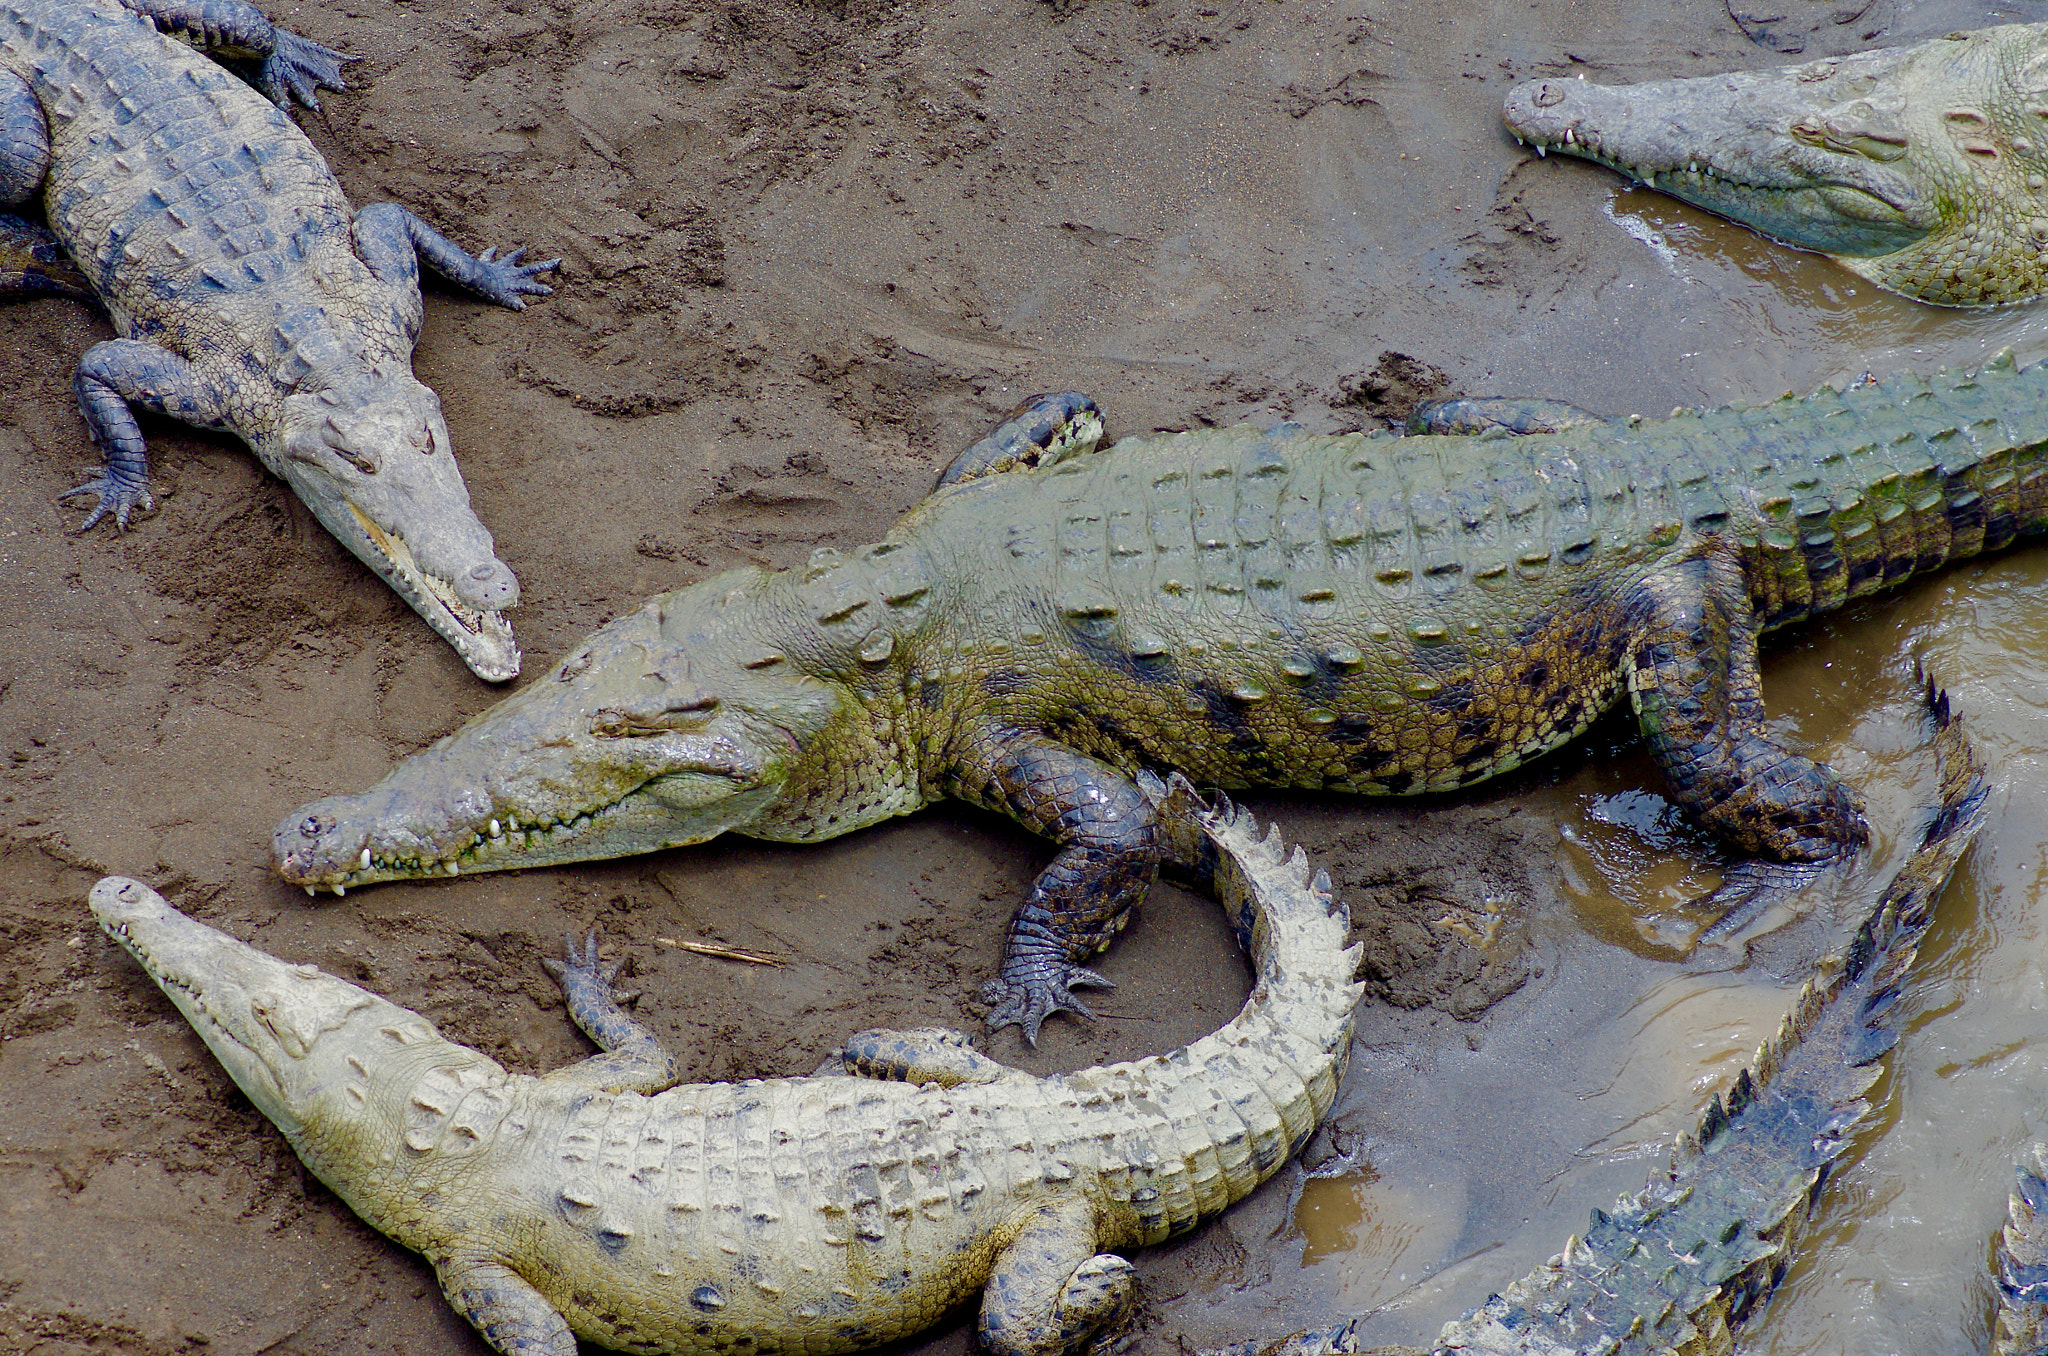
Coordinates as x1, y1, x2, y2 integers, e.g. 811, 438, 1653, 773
4, 0, 2048, 1352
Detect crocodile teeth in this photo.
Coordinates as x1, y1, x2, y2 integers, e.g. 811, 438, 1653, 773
445, 860, 460, 876
489, 819, 502, 838
305, 886, 316, 898
334, 883, 346, 897
1563, 127, 1575, 145
358, 848, 372, 871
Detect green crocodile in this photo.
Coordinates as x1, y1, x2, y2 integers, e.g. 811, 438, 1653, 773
1501, 23, 2048, 307
97, 778, 1364, 1356
1209, 677, 1989, 1356
5, 0, 560, 680
275, 358, 2047, 1039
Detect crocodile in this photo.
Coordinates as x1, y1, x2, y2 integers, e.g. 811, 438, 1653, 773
1501, 23, 2048, 307
4, 0, 561, 680
96, 777, 1364, 1356
1208, 676, 1989, 1356
275, 356, 2048, 1040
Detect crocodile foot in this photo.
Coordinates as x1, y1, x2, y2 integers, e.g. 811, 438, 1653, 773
981, 962, 1114, 1045
60, 468, 154, 532
542, 930, 639, 1009
468, 247, 562, 311
258, 30, 358, 111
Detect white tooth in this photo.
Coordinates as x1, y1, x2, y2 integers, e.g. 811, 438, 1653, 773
446, 860, 460, 876
1536, 144, 1546, 157
335, 883, 346, 897
1689, 161, 1697, 173
359, 848, 372, 871
1563, 127, 1574, 144
490, 819, 502, 838
305, 886, 316, 898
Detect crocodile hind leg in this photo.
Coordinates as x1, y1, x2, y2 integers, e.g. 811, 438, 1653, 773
62, 339, 232, 530
1623, 546, 1868, 934
539, 931, 683, 1095
352, 202, 561, 318
944, 728, 1161, 1044
117, 0, 355, 109
436, 1256, 576, 1356
981, 1200, 1138, 1356
937, 392, 1105, 487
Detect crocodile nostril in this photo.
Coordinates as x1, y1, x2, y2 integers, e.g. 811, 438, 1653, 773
470, 564, 495, 581
1534, 82, 1566, 108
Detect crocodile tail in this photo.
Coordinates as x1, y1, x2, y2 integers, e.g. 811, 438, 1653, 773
1992, 1143, 2048, 1356
1754, 351, 2048, 628
1423, 679, 1988, 1355
1107, 775, 1365, 1245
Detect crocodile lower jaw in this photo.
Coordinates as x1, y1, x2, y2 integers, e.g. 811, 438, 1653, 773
347, 506, 520, 682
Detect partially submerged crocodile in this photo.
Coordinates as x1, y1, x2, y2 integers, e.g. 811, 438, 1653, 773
1501, 23, 2048, 306
1211, 677, 1990, 1355
276, 358, 2048, 1038
5, 0, 560, 680
98, 779, 1363, 1356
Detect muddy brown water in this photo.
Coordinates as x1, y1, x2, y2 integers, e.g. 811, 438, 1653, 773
6, 0, 2048, 1352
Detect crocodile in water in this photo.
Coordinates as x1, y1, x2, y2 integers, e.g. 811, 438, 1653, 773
1501, 24, 2048, 307
1207, 676, 1989, 1356
5, 0, 560, 679
99, 777, 1364, 1356
275, 360, 2045, 1038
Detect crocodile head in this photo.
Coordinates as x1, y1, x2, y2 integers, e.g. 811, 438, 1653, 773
91, 876, 397, 1136
1502, 24, 2048, 305
275, 366, 521, 681
272, 575, 865, 894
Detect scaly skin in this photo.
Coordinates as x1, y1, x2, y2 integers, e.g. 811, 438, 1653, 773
98, 780, 1365, 1356
3, 0, 561, 680
1993, 1144, 2048, 1356
1212, 679, 1989, 1356
277, 357, 2048, 1039
1502, 24, 2048, 306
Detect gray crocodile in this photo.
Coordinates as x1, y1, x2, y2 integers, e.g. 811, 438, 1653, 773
274, 356, 2048, 1040
97, 778, 1362, 1356
1501, 23, 2048, 307
5, 0, 560, 680
1210, 677, 1989, 1356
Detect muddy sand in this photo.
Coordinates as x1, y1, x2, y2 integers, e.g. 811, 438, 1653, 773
7, 0, 2048, 1352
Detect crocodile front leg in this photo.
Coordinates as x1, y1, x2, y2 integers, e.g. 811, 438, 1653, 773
353, 203, 560, 317
62, 339, 231, 531
117, 0, 354, 109
436, 1256, 576, 1356
538, 931, 683, 1095
945, 727, 1160, 1044
981, 1200, 1137, 1356
1624, 545, 1868, 863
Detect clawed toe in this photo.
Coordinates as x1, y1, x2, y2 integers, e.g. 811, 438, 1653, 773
983, 964, 1117, 1045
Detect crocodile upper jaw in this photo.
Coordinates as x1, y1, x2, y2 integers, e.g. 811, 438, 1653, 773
1501, 71, 1934, 259
341, 503, 520, 682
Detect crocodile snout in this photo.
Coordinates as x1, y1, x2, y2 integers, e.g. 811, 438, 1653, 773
273, 803, 366, 888
1501, 77, 1585, 145
455, 557, 520, 611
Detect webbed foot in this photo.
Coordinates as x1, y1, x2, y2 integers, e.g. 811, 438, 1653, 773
468, 246, 562, 310
60, 468, 153, 531
258, 30, 357, 111
981, 962, 1114, 1045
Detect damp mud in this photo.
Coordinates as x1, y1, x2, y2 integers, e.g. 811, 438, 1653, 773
4, 0, 2048, 1352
